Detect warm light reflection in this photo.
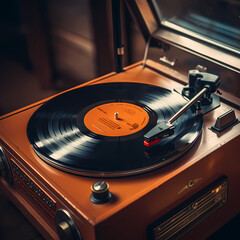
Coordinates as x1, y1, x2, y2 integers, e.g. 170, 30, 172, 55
49, 134, 92, 160
188, 132, 198, 143
35, 128, 79, 148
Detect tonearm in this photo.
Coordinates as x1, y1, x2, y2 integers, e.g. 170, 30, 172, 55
144, 70, 220, 146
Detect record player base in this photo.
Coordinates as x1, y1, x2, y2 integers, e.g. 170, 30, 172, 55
0, 62, 239, 240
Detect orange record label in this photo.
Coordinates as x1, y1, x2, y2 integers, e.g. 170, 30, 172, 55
84, 102, 149, 137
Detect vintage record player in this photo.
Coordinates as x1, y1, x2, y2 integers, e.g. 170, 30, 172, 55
0, 0, 240, 239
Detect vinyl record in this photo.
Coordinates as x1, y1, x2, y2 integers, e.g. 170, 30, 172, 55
27, 82, 203, 177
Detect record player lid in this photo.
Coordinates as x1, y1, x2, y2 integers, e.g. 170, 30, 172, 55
125, 0, 240, 72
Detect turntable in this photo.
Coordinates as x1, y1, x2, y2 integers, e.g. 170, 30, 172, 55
0, 1, 240, 240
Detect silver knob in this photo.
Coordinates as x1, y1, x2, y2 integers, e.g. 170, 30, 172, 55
90, 181, 112, 204
57, 221, 73, 240
55, 209, 82, 240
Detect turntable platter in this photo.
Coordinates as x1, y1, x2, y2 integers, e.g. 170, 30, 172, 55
27, 83, 203, 177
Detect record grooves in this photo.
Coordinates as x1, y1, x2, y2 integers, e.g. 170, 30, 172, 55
27, 83, 203, 177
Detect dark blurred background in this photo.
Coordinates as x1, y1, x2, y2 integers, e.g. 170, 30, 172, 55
0, 0, 145, 116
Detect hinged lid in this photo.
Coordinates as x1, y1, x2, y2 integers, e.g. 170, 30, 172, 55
124, 0, 240, 100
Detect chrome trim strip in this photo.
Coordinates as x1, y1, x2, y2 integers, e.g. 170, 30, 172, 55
143, 36, 151, 68
153, 29, 240, 73
161, 21, 240, 55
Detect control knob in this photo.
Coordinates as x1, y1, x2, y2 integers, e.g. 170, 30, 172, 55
90, 181, 112, 204
55, 209, 82, 240
57, 221, 73, 240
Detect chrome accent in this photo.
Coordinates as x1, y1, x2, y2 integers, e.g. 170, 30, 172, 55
56, 209, 82, 240
142, 36, 151, 68
117, 46, 124, 55
114, 112, 119, 120
90, 181, 112, 204
178, 178, 202, 195
168, 87, 208, 124
196, 65, 207, 72
159, 56, 176, 66
187, 180, 195, 188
